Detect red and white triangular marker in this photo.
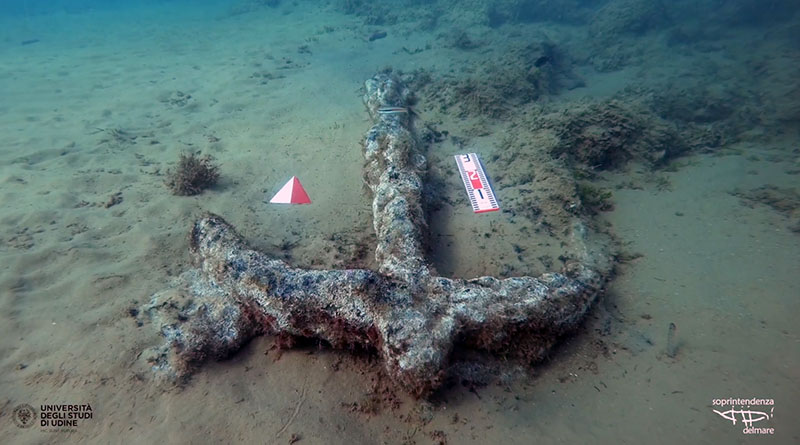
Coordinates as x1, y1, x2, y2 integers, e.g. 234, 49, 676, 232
269, 176, 311, 204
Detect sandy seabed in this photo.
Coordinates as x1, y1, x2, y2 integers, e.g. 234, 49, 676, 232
1, 2, 798, 443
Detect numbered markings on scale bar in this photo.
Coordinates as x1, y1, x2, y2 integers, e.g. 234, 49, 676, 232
455, 153, 499, 213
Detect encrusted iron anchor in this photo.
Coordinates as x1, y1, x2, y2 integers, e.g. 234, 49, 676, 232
142, 73, 609, 397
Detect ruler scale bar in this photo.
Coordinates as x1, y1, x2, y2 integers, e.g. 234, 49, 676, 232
455, 153, 500, 213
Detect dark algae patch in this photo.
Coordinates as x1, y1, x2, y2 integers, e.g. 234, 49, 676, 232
732, 185, 800, 232
576, 183, 614, 214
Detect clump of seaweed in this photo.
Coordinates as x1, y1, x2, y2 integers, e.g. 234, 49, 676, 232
486, 0, 593, 27
450, 30, 480, 50
227, 0, 281, 16
542, 99, 686, 170
427, 40, 565, 119
732, 185, 800, 232
166, 152, 220, 196
576, 183, 614, 214
452, 79, 508, 118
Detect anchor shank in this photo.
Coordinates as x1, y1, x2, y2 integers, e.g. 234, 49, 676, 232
363, 74, 431, 283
